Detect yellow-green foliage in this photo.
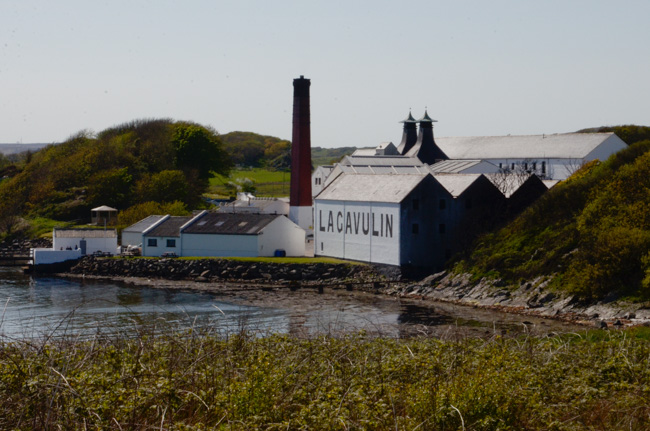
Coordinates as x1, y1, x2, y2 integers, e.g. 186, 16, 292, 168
460, 140, 650, 300
1, 329, 649, 430
0, 120, 231, 224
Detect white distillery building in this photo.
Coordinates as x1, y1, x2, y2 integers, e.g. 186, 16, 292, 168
180, 211, 305, 258
434, 133, 627, 180
314, 172, 505, 268
219, 193, 289, 215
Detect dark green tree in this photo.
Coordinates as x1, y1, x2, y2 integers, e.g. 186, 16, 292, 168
172, 123, 232, 180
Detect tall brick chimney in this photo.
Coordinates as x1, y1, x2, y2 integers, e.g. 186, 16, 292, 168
289, 75, 313, 230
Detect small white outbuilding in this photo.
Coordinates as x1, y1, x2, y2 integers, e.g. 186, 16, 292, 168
181, 211, 305, 257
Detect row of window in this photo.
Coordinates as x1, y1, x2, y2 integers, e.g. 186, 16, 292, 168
499, 161, 547, 173
147, 238, 176, 247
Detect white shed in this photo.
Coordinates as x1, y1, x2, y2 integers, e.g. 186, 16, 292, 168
181, 211, 305, 257
53, 228, 118, 255
121, 215, 166, 248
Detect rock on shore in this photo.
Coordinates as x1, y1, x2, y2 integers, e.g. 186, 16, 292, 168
384, 271, 650, 326
68, 256, 381, 285
66, 256, 650, 327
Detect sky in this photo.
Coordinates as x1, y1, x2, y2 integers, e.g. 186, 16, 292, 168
1, 1, 649, 148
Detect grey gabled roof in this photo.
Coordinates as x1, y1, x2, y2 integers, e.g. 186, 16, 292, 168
316, 173, 428, 203
144, 216, 192, 238
340, 155, 425, 167
428, 159, 499, 174
182, 212, 282, 235
432, 174, 482, 197
435, 133, 622, 159
123, 215, 167, 233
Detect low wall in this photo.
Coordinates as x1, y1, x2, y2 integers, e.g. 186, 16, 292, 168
33, 248, 82, 265
68, 256, 384, 284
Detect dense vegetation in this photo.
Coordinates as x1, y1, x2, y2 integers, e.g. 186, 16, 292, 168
456, 128, 650, 301
311, 146, 357, 167
1, 328, 648, 430
221, 132, 291, 169
0, 120, 231, 236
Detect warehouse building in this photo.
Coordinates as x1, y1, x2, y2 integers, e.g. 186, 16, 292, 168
314, 172, 505, 269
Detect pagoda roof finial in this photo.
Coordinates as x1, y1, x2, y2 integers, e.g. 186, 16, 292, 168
400, 109, 417, 123
418, 108, 437, 123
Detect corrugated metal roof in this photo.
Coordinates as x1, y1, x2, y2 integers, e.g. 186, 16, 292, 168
123, 215, 166, 233
182, 212, 282, 235
144, 216, 192, 238
350, 148, 376, 156
54, 229, 117, 238
432, 174, 482, 197
435, 133, 619, 159
221, 197, 288, 211
341, 155, 425, 167
429, 159, 496, 174
316, 173, 428, 203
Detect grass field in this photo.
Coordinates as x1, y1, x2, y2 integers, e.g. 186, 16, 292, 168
209, 168, 290, 198
2, 327, 649, 429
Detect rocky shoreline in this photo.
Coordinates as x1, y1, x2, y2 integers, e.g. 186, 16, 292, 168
386, 272, 650, 328
61, 256, 650, 328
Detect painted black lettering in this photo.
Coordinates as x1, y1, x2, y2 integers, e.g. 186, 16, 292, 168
385, 214, 393, 238
372, 213, 379, 236
337, 211, 343, 233
353, 212, 360, 234
327, 211, 334, 232
362, 213, 370, 235
319, 210, 325, 232
381, 213, 384, 236
345, 212, 352, 234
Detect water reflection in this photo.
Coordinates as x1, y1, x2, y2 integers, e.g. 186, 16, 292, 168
0, 267, 580, 340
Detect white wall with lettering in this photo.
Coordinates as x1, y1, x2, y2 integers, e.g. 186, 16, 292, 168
314, 200, 401, 265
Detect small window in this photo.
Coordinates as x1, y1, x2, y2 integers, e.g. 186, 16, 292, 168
439, 199, 446, 210
147, 238, 157, 247
412, 199, 419, 210
166, 239, 176, 248
524, 162, 528, 170
511, 163, 515, 170
532, 162, 537, 171
542, 161, 546, 174
499, 163, 503, 169
412, 223, 419, 234
439, 223, 446, 234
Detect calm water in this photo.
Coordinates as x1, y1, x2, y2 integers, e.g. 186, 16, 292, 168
0, 267, 578, 340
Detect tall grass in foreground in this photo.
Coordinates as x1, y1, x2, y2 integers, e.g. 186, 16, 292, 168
1, 328, 649, 430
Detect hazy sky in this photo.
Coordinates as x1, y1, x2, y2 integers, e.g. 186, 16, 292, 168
1, 1, 649, 147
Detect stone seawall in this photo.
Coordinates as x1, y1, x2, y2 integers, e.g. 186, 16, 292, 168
68, 256, 383, 285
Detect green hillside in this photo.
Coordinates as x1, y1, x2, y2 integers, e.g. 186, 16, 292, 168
456, 127, 650, 301
0, 119, 231, 236
220, 132, 356, 168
